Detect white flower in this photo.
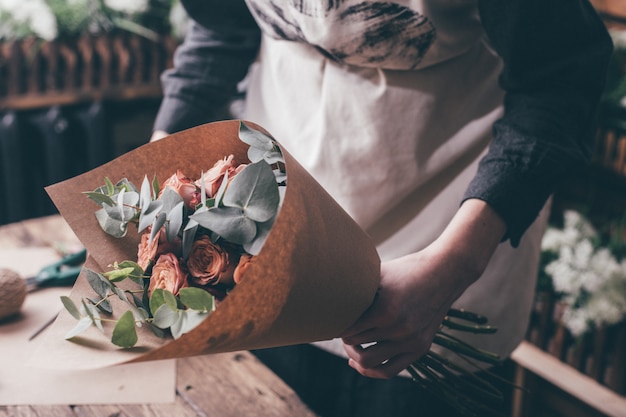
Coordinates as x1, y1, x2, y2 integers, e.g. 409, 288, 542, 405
103, 0, 148, 15
562, 308, 591, 337
0, 0, 57, 40
169, 0, 189, 39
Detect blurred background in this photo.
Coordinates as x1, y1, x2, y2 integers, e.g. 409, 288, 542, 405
1, 1, 626, 416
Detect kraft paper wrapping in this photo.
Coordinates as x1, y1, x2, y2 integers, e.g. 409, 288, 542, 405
39, 120, 380, 370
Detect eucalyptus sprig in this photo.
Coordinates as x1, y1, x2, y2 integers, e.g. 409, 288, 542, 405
61, 264, 215, 348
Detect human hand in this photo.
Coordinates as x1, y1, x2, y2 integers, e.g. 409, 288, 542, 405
341, 199, 506, 379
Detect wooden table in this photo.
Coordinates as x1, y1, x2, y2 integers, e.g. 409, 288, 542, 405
0, 215, 317, 417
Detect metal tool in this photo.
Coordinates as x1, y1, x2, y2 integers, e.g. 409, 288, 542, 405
25, 248, 86, 292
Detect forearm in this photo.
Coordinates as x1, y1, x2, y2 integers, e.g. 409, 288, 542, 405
154, 0, 261, 134
469, 0, 613, 246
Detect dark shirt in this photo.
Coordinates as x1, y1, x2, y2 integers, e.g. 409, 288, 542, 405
154, 0, 613, 247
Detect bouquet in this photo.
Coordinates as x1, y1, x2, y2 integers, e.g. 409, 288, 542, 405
43, 120, 507, 416
61, 122, 285, 347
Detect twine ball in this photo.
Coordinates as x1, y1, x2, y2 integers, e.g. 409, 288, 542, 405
0, 268, 27, 320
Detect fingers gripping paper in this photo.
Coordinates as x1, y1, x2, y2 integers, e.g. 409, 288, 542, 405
40, 120, 381, 369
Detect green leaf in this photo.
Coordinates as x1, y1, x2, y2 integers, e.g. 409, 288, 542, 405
138, 199, 163, 233
149, 288, 166, 315
117, 260, 146, 282
190, 206, 257, 244
223, 161, 279, 222
243, 215, 276, 256
152, 303, 179, 329
60, 296, 81, 320
181, 310, 209, 334
85, 268, 112, 300
170, 310, 187, 339
84, 302, 104, 333
95, 207, 128, 238
163, 289, 178, 310
103, 267, 135, 282
65, 316, 94, 340
182, 220, 198, 259
178, 287, 214, 311
166, 201, 184, 242
238, 121, 274, 151
83, 191, 116, 207
104, 177, 115, 195
111, 310, 138, 348
149, 212, 167, 243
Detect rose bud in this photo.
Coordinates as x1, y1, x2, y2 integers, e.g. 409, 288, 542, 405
233, 254, 254, 284
137, 226, 182, 272
148, 253, 189, 296
187, 235, 238, 287
160, 169, 201, 210
195, 155, 246, 198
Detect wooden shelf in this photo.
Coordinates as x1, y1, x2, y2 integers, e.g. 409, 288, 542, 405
511, 341, 626, 417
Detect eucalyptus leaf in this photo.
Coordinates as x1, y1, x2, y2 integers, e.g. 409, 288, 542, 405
85, 302, 104, 333
60, 296, 81, 320
140, 175, 151, 214
116, 189, 139, 223
85, 268, 112, 300
95, 208, 127, 238
238, 121, 274, 151
149, 288, 166, 315
182, 310, 209, 334
190, 206, 257, 244
112, 286, 129, 303
150, 212, 167, 243
213, 169, 229, 206
178, 287, 214, 311
83, 191, 116, 207
263, 150, 284, 165
138, 199, 163, 233
103, 267, 135, 283
117, 260, 145, 282
160, 187, 184, 214
163, 289, 178, 310
243, 215, 276, 256
166, 201, 184, 242
111, 310, 138, 348
170, 311, 187, 339
223, 161, 279, 222
105, 177, 115, 195
152, 303, 178, 329
65, 316, 94, 340
89, 297, 112, 314
182, 220, 199, 259
247, 146, 267, 163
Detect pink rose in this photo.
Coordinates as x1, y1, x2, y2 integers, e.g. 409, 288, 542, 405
137, 227, 182, 272
233, 254, 254, 284
160, 170, 201, 210
187, 235, 238, 287
148, 253, 189, 296
195, 155, 246, 198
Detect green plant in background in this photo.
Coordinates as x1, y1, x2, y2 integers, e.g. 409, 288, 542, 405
0, 0, 187, 42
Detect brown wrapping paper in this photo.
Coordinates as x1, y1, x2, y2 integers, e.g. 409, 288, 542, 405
40, 120, 380, 369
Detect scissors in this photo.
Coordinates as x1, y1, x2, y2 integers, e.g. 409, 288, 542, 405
25, 248, 86, 292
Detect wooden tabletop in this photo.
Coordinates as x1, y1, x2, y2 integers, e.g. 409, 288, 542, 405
0, 215, 317, 417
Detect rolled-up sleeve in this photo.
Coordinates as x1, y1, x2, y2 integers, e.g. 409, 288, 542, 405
153, 0, 261, 134
464, 0, 614, 246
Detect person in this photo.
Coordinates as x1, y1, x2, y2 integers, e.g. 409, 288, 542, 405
151, 1, 613, 415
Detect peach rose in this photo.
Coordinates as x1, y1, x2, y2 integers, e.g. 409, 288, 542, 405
233, 254, 254, 284
160, 170, 201, 210
195, 155, 246, 198
148, 253, 189, 296
187, 235, 238, 287
137, 227, 182, 272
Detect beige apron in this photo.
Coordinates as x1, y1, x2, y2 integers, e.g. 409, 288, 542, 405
242, 0, 549, 361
